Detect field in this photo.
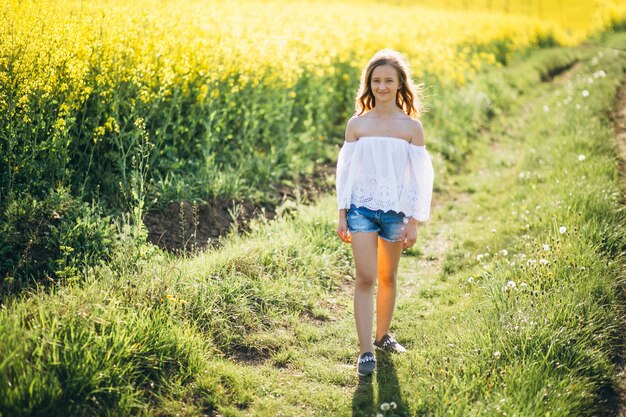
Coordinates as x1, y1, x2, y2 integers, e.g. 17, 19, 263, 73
2, 0, 626, 416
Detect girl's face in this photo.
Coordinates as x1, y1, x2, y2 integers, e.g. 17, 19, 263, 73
370, 64, 401, 103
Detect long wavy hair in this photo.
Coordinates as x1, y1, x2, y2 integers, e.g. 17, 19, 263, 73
355, 49, 424, 118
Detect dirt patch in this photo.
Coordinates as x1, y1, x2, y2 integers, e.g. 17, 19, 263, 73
143, 162, 336, 253
541, 61, 580, 83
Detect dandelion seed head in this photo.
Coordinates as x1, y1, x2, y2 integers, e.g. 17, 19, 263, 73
581, 90, 589, 97
559, 226, 567, 234
578, 154, 586, 161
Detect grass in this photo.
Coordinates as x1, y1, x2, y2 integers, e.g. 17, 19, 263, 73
1, 33, 626, 416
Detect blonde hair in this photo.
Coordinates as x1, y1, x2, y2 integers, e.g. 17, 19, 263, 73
355, 49, 424, 118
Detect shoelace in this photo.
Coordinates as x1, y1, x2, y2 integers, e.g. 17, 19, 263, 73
382, 336, 396, 348
359, 355, 375, 364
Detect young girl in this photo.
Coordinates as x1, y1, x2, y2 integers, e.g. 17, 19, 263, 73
335, 49, 434, 377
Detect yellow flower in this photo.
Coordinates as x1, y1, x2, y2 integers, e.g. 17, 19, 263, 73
53, 118, 66, 130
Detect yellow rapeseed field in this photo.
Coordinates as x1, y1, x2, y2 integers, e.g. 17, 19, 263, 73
4, 0, 624, 99
2, 0, 624, 122
1, 0, 624, 207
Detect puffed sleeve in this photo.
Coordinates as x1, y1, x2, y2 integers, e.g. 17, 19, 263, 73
406, 144, 434, 221
336, 141, 357, 210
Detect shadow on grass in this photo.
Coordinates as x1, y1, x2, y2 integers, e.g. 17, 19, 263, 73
376, 352, 408, 415
352, 374, 374, 417
352, 352, 408, 417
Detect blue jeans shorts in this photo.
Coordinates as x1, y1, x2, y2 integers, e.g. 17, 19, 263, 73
346, 204, 409, 242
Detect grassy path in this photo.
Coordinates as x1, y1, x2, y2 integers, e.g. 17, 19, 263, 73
235, 39, 626, 416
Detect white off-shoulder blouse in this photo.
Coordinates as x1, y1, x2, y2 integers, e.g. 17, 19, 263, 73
336, 136, 434, 221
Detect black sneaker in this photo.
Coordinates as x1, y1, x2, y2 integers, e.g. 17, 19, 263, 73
356, 352, 376, 376
374, 334, 406, 353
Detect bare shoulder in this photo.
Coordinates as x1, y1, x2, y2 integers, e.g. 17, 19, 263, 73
344, 115, 362, 142
409, 118, 425, 146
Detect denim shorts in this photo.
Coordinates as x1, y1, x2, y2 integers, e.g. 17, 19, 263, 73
346, 204, 409, 242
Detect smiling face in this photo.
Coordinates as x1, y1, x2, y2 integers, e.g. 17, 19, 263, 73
370, 64, 401, 104
356, 50, 420, 118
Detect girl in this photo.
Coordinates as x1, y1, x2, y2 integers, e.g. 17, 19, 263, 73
335, 49, 434, 377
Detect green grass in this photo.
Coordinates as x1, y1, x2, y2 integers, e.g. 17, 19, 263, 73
1, 33, 626, 416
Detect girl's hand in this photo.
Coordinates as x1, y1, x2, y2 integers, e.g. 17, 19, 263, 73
401, 219, 418, 249
336, 217, 352, 243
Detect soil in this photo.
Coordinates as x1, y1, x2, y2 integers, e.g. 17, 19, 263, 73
142, 162, 336, 253
540, 60, 580, 83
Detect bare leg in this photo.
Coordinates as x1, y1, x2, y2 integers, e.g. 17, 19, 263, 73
350, 231, 378, 355
375, 237, 403, 341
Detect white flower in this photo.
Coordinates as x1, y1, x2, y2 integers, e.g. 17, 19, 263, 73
494, 351, 501, 359
543, 244, 550, 251
476, 254, 484, 261
526, 259, 536, 266
581, 90, 589, 97
543, 105, 550, 112
500, 249, 508, 256
467, 277, 475, 283
539, 258, 549, 265
559, 226, 567, 234
381, 403, 391, 411
578, 154, 586, 161
491, 228, 496, 233
390, 402, 397, 410
506, 280, 516, 289
520, 282, 528, 288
